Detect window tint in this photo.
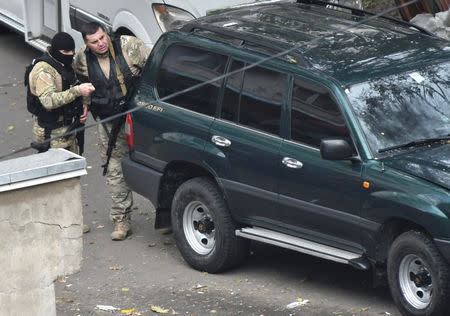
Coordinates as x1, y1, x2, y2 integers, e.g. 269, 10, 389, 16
291, 77, 349, 147
156, 45, 227, 116
222, 61, 285, 135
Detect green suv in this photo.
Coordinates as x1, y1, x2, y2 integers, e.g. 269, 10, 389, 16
122, 1, 450, 315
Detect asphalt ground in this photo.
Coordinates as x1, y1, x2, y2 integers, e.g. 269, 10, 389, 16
0, 28, 400, 316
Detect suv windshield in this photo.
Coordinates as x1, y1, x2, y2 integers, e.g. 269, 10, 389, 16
346, 62, 450, 157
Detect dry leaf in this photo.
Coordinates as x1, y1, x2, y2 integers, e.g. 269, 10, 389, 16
121, 308, 135, 314
122, 288, 130, 292
96, 225, 104, 229
8, 125, 14, 131
151, 305, 169, 314
109, 266, 123, 270
163, 239, 173, 245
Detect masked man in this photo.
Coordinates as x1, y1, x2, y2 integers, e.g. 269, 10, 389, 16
28, 32, 95, 154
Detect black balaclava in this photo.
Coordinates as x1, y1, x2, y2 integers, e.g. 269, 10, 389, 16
49, 32, 75, 68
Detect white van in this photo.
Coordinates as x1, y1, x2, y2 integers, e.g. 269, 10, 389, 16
0, 0, 265, 51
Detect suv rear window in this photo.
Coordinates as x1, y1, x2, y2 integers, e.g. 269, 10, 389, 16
156, 45, 228, 116
221, 60, 286, 135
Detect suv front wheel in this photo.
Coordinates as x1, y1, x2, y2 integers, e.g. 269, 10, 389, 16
387, 231, 450, 316
171, 177, 249, 273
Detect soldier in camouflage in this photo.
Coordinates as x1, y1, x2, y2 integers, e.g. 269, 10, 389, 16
73, 22, 150, 240
29, 32, 95, 153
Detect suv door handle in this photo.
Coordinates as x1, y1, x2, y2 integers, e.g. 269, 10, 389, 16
211, 135, 231, 147
282, 157, 303, 169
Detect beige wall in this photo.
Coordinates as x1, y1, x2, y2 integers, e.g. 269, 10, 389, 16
0, 149, 85, 316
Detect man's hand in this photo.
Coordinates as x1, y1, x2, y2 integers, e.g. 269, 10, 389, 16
80, 104, 88, 123
79, 83, 95, 97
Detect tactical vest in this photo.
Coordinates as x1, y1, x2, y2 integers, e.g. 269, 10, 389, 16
85, 37, 134, 119
26, 53, 81, 129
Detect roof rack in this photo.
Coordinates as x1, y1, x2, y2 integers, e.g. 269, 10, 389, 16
180, 22, 311, 67
297, 0, 435, 36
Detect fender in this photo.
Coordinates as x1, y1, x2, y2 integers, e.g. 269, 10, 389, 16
363, 190, 450, 238
112, 10, 153, 48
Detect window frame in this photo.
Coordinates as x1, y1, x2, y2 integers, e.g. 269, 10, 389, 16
286, 74, 359, 155
154, 43, 230, 117
218, 57, 290, 137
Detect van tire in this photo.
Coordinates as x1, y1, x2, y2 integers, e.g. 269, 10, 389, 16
171, 177, 249, 273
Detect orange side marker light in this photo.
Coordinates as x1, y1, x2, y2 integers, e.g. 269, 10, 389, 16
363, 181, 370, 189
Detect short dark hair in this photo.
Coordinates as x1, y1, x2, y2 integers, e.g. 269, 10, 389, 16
81, 22, 105, 41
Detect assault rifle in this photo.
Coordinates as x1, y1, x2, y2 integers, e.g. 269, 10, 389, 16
101, 98, 128, 176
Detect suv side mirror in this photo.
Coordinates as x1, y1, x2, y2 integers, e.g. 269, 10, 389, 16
320, 138, 354, 160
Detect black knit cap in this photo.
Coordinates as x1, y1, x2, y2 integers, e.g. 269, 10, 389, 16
50, 32, 75, 51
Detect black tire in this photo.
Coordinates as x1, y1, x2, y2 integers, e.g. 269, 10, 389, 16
171, 177, 249, 273
387, 231, 450, 316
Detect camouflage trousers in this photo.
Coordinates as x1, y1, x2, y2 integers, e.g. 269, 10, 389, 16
98, 121, 133, 221
33, 118, 78, 153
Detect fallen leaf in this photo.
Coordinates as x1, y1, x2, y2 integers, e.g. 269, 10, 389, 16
163, 239, 173, 245
11, 102, 16, 106
361, 307, 369, 311
96, 225, 105, 229
122, 288, 130, 292
151, 305, 169, 314
109, 266, 123, 270
8, 125, 14, 131
148, 242, 157, 247
121, 308, 135, 315
210, 310, 217, 313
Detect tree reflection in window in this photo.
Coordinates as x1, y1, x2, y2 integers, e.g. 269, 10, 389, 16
347, 62, 450, 156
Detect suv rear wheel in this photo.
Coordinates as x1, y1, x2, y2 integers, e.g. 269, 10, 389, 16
171, 177, 249, 273
387, 231, 450, 316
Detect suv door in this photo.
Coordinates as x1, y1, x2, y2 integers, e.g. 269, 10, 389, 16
205, 60, 286, 223
278, 77, 364, 250
135, 44, 227, 165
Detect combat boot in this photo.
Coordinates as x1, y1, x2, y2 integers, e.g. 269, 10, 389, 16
111, 215, 130, 240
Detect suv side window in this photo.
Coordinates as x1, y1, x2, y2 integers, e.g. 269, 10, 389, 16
290, 77, 350, 147
221, 60, 286, 135
156, 45, 228, 116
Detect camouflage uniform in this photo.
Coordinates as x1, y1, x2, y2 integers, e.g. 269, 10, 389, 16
73, 35, 150, 220
29, 53, 82, 153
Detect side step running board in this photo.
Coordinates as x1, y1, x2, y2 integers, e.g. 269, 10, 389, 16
236, 227, 370, 270
28, 38, 51, 52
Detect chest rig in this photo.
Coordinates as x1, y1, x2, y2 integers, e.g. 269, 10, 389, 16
85, 37, 134, 119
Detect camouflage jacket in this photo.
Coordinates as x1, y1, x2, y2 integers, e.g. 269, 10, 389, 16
73, 35, 151, 105
29, 51, 82, 111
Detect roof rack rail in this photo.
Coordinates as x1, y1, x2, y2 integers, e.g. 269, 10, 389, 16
297, 0, 435, 36
180, 22, 311, 67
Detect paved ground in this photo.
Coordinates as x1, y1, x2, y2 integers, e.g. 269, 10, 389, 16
0, 28, 401, 316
